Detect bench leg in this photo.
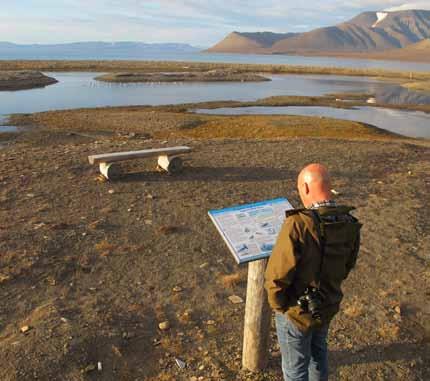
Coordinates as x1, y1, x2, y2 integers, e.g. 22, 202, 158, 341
99, 162, 122, 180
157, 155, 184, 174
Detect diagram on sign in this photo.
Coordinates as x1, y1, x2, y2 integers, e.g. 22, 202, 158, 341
208, 198, 294, 264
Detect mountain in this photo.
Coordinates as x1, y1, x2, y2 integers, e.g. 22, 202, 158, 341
0, 41, 201, 59
207, 32, 297, 53
208, 10, 430, 54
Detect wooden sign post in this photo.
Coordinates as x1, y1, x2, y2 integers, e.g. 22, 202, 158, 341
242, 258, 272, 371
208, 198, 293, 372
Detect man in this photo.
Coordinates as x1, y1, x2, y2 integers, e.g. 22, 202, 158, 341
265, 163, 361, 381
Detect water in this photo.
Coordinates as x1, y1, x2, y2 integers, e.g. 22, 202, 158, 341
0, 115, 18, 133
0, 72, 429, 139
0, 72, 429, 116
0, 126, 18, 133
194, 106, 430, 138
1, 51, 430, 73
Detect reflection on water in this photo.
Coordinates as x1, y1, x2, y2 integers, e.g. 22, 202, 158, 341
0, 115, 18, 133
310, 77, 430, 105
0, 72, 429, 117
0, 126, 18, 133
194, 106, 430, 139
376, 87, 430, 105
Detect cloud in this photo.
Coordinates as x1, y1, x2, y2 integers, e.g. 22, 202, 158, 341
385, 2, 430, 11
3, 1, 430, 45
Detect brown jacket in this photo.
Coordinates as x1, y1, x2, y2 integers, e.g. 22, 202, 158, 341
264, 206, 361, 332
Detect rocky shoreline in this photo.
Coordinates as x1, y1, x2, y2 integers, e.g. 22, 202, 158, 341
0, 70, 57, 91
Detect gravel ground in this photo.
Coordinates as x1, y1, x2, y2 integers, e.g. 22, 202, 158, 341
0, 107, 429, 381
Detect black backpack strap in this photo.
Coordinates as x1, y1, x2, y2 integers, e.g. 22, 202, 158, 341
310, 210, 326, 287
285, 208, 307, 219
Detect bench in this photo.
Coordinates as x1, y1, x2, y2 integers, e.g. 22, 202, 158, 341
88, 146, 192, 180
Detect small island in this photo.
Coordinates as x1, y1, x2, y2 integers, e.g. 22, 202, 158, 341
95, 69, 271, 83
0, 71, 58, 91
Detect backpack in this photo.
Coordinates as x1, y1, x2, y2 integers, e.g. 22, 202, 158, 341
310, 206, 362, 305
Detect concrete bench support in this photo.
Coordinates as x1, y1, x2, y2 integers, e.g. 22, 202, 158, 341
99, 162, 123, 180
157, 155, 183, 174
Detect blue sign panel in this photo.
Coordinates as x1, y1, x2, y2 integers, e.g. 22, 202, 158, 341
209, 198, 294, 264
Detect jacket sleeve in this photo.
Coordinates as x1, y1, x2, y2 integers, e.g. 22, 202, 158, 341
345, 228, 360, 279
264, 217, 301, 312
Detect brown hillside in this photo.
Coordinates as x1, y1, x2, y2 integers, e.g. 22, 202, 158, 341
207, 32, 266, 53
209, 10, 430, 54
206, 31, 296, 53
269, 23, 400, 53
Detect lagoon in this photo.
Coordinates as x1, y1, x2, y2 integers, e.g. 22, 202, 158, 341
1, 72, 429, 116
1, 72, 429, 139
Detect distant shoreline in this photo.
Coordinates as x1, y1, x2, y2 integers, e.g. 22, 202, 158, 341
202, 49, 430, 64
0, 60, 429, 81
269, 50, 430, 64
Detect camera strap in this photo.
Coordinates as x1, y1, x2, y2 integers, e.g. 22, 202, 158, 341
310, 210, 326, 288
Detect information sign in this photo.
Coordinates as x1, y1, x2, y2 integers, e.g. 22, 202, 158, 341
208, 198, 294, 264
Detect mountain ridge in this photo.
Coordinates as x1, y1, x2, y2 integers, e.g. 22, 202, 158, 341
0, 41, 201, 59
207, 10, 430, 54
0, 41, 201, 50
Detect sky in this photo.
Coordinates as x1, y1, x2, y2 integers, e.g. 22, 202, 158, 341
1, 1, 430, 46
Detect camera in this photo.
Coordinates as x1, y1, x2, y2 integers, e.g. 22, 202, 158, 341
297, 287, 325, 320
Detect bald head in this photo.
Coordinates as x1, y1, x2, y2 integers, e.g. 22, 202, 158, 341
297, 163, 332, 208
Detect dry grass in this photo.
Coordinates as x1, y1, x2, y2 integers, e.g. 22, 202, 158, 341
219, 273, 244, 288
326, 92, 373, 100
88, 219, 104, 230
8, 99, 402, 143
158, 225, 181, 235
378, 323, 401, 340
94, 240, 115, 251
146, 373, 177, 381
159, 336, 184, 354
168, 115, 395, 140
343, 300, 365, 318
177, 310, 193, 324
95, 70, 269, 83
94, 240, 115, 257
402, 81, 430, 93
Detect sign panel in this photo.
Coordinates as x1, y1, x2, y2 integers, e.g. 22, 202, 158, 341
208, 198, 294, 264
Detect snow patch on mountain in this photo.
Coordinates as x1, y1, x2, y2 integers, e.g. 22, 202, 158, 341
372, 12, 388, 28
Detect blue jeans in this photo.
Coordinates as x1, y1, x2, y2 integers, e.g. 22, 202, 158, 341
275, 312, 329, 381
